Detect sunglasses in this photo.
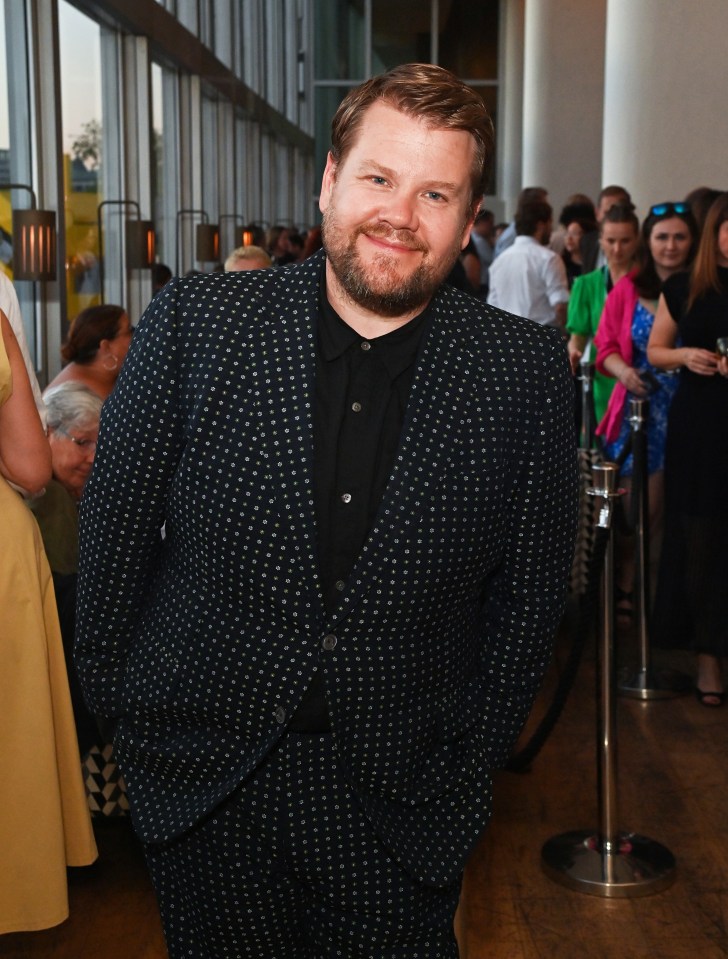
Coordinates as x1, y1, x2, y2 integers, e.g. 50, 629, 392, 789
649, 202, 690, 217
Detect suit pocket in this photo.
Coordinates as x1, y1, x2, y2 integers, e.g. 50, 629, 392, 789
350, 678, 486, 803
122, 628, 183, 714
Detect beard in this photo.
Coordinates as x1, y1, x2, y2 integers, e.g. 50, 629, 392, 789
321, 208, 464, 317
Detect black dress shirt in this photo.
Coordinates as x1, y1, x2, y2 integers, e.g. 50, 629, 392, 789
288, 277, 430, 731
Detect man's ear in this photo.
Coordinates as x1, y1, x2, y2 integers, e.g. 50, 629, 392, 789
319, 152, 337, 214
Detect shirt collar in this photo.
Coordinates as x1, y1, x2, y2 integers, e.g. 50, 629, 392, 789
318, 270, 431, 381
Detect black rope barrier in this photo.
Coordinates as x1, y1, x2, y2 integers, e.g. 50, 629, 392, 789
505, 369, 660, 770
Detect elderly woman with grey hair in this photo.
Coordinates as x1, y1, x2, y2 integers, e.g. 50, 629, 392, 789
30, 381, 103, 753
31, 382, 103, 571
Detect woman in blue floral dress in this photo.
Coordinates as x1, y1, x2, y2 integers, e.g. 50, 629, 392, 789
595, 203, 698, 623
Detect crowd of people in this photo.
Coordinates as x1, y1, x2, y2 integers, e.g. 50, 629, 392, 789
479, 183, 727, 708
2, 155, 727, 941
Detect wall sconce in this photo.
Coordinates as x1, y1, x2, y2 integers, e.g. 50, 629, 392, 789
0, 182, 57, 280
176, 209, 220, 273
97, 199, 156, 301
126, 219, 156, 269
196, 223, 220, 262
241, 223, 266, 248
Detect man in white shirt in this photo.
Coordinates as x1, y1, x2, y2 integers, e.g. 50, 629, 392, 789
491, 186, 548, 260
487, 198, 569, 329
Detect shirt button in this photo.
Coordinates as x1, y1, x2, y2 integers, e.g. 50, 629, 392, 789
351, 401, 362, 413
274, 706, 286, 725
335, 579, 345, 591
360, 341, 371, 351
341, 492, 352, 503
322, 634, 337, 651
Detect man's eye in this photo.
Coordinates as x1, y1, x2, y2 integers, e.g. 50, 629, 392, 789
371, 176, 387, 185
426, 191, 444, 201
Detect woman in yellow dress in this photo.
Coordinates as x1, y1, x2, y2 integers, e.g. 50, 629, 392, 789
0, 308, 97, 934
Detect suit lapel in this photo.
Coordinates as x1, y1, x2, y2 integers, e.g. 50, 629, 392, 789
254, 254, 324, 611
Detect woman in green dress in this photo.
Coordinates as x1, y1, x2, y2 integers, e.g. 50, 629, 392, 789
566, 204, 640, 428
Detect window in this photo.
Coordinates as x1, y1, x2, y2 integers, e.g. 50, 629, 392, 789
313, 0, 499, 199
58, 2, 104, 319
1, 0, 41, 363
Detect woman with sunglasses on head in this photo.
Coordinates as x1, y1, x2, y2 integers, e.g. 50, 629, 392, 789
46, 303, 133, 401
647, 193, 728, 706
595, 202, 698, 625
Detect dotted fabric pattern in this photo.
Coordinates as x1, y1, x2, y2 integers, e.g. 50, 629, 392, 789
76, 248, 578, 887
145, 732, 460, 957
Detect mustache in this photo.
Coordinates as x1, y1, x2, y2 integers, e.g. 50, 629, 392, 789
355, 222, 427, 253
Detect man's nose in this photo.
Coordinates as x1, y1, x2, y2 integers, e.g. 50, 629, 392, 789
379, 191, 418, 230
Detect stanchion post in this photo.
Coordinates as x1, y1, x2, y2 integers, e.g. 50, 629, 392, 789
541, 461, 676, 897
579, 360, 596, 449
618, 398, 690, 699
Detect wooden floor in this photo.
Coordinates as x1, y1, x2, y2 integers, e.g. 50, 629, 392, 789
2, 619, 727, 959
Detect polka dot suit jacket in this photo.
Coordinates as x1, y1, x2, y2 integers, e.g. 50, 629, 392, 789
76, 250, 577, 886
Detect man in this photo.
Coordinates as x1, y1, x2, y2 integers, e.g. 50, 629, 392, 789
488, 198, 570, 329
580, 184, 633, 272
469, 208, 495, 297
76, 64, 576, 958
491, 185, 548, 259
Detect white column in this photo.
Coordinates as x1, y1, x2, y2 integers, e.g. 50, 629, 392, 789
522, 0, 607, 213
497, 0, 525, 220
602, 0, 728, 216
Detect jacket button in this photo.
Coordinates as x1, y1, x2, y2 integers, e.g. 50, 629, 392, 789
274, 706, 286, 725
322, 634, 337, 651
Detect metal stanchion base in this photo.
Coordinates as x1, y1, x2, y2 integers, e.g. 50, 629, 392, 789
618, 666, 691, 699
542, 830, 676, 898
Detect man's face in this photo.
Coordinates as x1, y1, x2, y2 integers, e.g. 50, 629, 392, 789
319, 101, 478, 318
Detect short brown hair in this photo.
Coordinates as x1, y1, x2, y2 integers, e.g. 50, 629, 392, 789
599, 184, 632, 205
62, 304, 126, 365
329, 63, 494, 204
515, 199, 553, 237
